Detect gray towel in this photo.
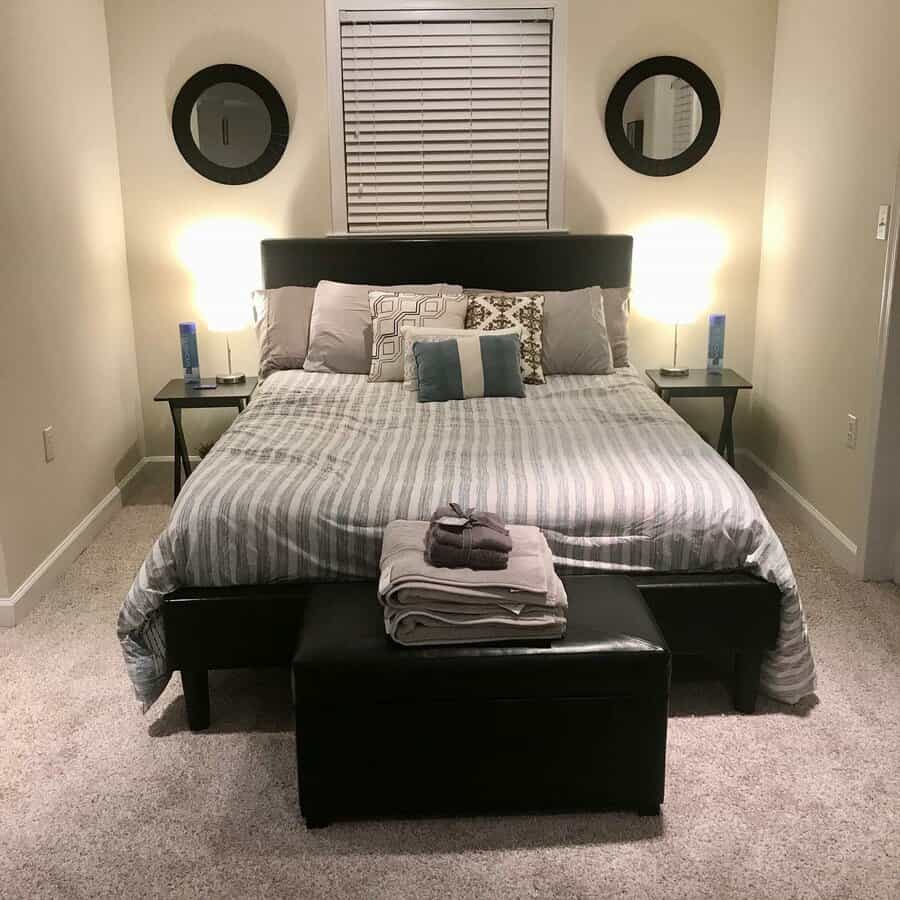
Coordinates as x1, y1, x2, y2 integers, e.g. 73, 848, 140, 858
425, 525, 510, 570
429, 504, 513, 554
388, 610, 566, 647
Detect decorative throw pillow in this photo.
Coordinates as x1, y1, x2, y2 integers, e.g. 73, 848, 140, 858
413, 333, 526, 403
368, 291, 468, 382
464, 293, 545, 384
303, 280, 462, 374
400, 324, 522, 392
601, 287, 631, 367
250, 286, 316, 378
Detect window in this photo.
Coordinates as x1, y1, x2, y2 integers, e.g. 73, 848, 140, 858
326, 1, 566, 234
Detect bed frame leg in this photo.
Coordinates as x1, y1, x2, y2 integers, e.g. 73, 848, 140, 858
182, 669, 210, 731
733, 650, 762, 713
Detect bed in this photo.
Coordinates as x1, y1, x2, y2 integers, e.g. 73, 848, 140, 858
118, 235, 816, 727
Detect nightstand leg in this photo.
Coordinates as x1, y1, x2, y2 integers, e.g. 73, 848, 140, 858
169, 405, 192, 500
172, 432, 180, 499
718, 392, 738, 466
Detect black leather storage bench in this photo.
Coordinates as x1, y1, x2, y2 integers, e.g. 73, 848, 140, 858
292, 575, 670, 827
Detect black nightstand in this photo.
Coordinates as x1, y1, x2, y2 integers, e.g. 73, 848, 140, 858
645, 368, 752, 467
154, 377, 258, 499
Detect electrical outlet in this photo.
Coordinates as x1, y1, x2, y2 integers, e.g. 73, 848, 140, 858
846, 414, 858, 449
42, 425, 55, 462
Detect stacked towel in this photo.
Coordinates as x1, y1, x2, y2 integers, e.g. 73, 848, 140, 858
425, 504, 513, 570
380, 519, 568, 647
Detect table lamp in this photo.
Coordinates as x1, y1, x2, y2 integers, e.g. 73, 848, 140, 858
177, 217, 268, 386
631, 218, 729, 379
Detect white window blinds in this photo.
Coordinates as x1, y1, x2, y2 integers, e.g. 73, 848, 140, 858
338, 8, 555, 233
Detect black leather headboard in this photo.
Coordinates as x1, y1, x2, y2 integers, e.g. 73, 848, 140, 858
261, 234, 632, 291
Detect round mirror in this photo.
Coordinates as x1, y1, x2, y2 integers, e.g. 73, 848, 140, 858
622, 75, 703, 160
605, 57, 720, 177
172, 64, 289, 185
189, 82, 272, 169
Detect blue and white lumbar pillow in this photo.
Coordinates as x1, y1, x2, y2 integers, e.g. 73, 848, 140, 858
400, 324, 523, 392
413, 333, 526, 403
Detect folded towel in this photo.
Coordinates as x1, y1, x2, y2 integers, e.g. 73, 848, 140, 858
425, 525, 509, 570
429, 504, 513, 555
380, 520, 567, 647
383, 570, 568, 617
387, 609, 567, 647
380, 520, 564, 606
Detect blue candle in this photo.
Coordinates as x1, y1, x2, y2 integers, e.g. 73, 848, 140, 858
707, 314, 726, 373
179, 322, 201, 385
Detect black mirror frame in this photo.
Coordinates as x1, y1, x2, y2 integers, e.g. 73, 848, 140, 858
172, 64, 290, 185
604, 56, 721, 177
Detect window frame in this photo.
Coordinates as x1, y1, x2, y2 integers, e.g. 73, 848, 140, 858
324, 0, 567, 235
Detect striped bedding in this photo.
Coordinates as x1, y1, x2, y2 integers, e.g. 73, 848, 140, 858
118, 368, 816, 710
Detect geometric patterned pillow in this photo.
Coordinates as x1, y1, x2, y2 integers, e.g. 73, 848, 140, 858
465, 293, 546, 384
368, 291, 468, 382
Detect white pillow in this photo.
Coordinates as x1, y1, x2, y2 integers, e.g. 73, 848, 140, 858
400, 324, 523, 392
303, 280, 463, 374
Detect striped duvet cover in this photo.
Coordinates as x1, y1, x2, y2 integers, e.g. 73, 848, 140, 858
118, 368, 816, 710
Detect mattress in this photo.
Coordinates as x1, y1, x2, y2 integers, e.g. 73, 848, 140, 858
118, 368, 816, 710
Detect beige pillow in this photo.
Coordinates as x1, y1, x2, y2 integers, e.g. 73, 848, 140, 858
304, 280, 462, 374
400, 324, 523, 391
368, 291, 469, 382
601, 287, 631, 367
542, 288, 613, 375
251, 286, 316, 378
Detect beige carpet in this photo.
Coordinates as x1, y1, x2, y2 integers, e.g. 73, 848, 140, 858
1, 474, 898, 900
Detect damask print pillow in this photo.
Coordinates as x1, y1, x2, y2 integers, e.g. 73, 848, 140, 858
465, 293, 546, 384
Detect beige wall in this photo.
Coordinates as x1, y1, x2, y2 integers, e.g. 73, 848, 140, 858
105, 0, 777, 455
0, 0, 143, 595
750, 0, 900, 546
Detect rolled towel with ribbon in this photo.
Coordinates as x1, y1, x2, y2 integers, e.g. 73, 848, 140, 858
425, 503, 512, 569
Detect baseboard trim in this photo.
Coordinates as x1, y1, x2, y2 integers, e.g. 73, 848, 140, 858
0, 458, 149, 627
737, 448, 858, 573
144, 455, 202, 464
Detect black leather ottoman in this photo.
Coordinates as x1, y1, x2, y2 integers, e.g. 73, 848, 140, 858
292, 575, 670, 827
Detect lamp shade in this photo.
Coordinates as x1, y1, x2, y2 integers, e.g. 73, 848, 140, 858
631, 218, 728, 324
177, 218, 267, 332
200, 286, 252, 333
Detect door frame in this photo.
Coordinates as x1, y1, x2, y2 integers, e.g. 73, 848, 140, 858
859, 152, 900, 582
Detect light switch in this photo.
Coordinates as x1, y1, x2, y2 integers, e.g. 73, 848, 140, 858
42, 426, 55, 462
876, 205, 890, 240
